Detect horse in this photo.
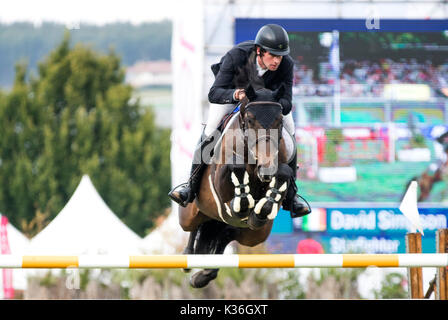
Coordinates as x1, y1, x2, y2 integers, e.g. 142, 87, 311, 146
178, 60, 298, 288
402, 131, 448, 202
403, 162, 446, 202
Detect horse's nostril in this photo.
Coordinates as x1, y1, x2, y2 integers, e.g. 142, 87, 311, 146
257, 165, 274, 182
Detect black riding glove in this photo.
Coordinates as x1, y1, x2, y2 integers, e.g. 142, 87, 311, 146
279, 98, 291, 115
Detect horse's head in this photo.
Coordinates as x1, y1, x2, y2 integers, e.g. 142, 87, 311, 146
233, 59, 285, 183
242, 101, 283, 182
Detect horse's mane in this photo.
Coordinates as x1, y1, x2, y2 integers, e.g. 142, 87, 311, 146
233, 54, 265, 91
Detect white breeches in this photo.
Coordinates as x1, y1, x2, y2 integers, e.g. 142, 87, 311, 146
204, 103, 295, 137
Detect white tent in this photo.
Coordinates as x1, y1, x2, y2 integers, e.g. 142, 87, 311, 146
140, 207, 188, 254
28, 175, 143, 255
0, 214, 30, 296
140, 205, 235, 255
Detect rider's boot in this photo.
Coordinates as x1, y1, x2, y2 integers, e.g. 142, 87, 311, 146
168, 131, 215, 207
282, 152, 312, 218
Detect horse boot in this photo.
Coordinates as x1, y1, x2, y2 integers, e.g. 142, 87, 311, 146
168, 131, 215, 207
282, 152, 312, 218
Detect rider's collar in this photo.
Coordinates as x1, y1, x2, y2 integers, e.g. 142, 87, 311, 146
255, 59, 268, 77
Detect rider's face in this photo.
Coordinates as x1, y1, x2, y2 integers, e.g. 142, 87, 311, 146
257, 49, 283, 71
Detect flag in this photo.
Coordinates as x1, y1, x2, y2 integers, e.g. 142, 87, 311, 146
329, 30, 340, 76
302, 208, 327, 232
0, 216, 14, 299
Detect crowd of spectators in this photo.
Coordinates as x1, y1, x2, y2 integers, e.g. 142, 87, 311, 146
293, 58, 448, 98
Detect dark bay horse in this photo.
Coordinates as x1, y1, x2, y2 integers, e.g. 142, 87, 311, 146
402, 132, 448, 202
178, 62, 296, 288
403, 161, 447, 202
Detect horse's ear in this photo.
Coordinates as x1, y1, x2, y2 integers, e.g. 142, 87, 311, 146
274, 84, 285, 101
245, 84, 256, 101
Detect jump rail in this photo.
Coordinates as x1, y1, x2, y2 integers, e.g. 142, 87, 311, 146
0, 254, 447, 269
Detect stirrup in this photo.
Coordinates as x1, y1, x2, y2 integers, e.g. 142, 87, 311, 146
168, 182, 191, 207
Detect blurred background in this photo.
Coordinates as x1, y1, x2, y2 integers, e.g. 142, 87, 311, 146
0, 0, 447, 300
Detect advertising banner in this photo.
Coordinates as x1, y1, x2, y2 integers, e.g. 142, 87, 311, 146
269, 205, 448, 254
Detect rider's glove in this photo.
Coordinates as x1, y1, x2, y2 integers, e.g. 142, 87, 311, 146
279, 98, 291, 115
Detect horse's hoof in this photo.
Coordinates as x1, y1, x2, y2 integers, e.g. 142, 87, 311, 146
189, 269, 219, 288
247, 212, 267, 230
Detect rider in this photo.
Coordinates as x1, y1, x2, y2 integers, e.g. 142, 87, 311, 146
169, 24, 311, 218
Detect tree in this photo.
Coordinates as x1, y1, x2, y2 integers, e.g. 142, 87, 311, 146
0, 21, 173, 87
0, 33, 171, 236
373, 272, 408, 299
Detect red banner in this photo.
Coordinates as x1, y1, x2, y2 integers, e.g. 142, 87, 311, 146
0, 216, 14, 299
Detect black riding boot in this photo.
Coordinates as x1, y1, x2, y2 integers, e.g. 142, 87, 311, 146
282, 152, 312, 218
168, 132, 215, 207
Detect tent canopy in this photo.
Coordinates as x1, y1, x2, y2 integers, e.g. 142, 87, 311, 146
140, 209, 187, 254
29, 175, 143, 255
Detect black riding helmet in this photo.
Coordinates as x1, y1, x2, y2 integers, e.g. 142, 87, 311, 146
254, 24, 290, 56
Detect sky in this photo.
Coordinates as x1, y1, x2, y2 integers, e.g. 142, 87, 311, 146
0, 0, 177, 25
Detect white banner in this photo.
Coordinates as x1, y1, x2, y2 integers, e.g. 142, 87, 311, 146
171, 0, 204, 188
0, 216, 14, 299
163, 1, 204, 253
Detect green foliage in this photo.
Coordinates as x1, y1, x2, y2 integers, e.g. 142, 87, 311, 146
277, 270, 306, 299
38, 271, 59, 288
215, 268, 248, 288
409, 134, 427, 149
0, 21, 172, 87
0, 34, 171, 236
314, 268, 364, 285
407, 112, 427, 148
309, 268, 365, 299
373, 272, 408, 299
340, 32, 448, 61
323, 128, 344, 166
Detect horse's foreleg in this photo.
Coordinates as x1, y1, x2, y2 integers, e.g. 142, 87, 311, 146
248, 163, 291, 230
227, 164, 255, 218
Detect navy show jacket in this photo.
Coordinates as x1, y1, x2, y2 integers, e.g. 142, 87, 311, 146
208, 40, 294, 115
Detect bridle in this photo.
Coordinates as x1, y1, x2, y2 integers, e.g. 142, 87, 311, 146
239, 101, 283, 162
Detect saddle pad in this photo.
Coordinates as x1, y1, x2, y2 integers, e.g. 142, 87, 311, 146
212, 111, 241, 161
212, 112, 296, 164
282, 127, 296, 164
